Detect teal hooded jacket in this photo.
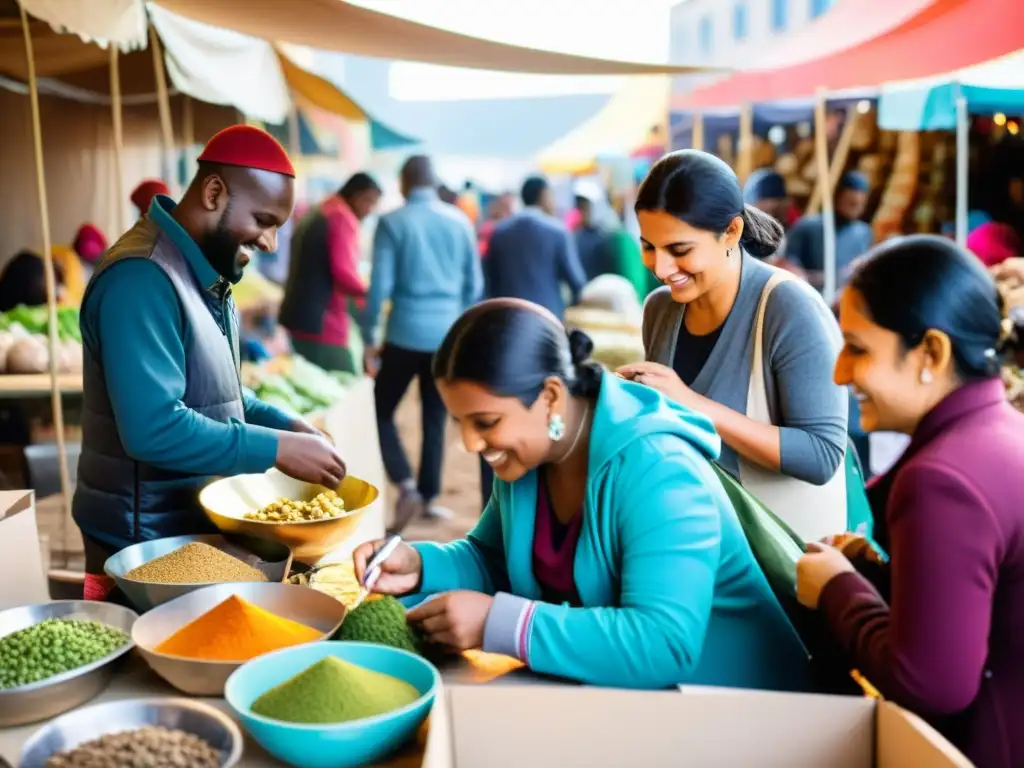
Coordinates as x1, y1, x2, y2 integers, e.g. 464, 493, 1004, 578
411, 373, 810, 691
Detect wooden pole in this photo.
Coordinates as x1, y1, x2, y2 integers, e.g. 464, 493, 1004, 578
737, 101, 754, 183
955, 90, 969, 248
109, 47, 126, 233
692, 112, 705, 152
149, 26, 176, 195
19, 6, 72, 561
807, 106, 857, 215
182, 94, 195, 176
814, 88, 838, 304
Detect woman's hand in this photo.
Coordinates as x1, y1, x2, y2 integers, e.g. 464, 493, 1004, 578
352, 539, 423, 596
406, 590, 494, 651
616, 362, 697, 408
821, 533, 883, 564
797, 541, 855, 609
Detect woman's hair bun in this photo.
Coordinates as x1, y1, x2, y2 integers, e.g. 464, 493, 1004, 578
567, 328, 594, 365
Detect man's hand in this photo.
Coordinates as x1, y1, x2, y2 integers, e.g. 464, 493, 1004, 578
364, 346, 381, 378
275, 432, 346, 487
291, 418, 332, 444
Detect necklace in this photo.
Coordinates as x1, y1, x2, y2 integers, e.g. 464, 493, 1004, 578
555, 403, 591, 465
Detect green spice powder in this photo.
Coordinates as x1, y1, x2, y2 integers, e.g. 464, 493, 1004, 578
251, 657, 420, 725
336, 596, 424, 655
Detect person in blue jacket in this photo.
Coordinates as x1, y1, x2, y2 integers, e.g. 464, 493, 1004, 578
354, 299, 810, 691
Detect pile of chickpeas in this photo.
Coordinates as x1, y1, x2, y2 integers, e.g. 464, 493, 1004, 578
245, 489, 347, 523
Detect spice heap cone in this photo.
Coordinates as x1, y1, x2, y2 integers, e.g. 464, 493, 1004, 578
251, 656, 420, 724
337, 596, 424, 655
124, 542, 267, 584
155, 595, 322, 661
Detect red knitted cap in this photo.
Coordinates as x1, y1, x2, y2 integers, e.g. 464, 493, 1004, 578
130, 179, 170, 212
197, 125, 295, 178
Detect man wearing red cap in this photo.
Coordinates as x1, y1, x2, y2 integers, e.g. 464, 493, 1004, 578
75, 126, 346, 602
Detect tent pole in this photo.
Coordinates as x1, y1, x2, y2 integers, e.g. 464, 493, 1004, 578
955, 89, 969, 249
692, 112, 704, 151
808, 105, 857, 215
182, 94, 195, 176
149, 26, 176, 197
109, 47, 126, 233
20, 5, 72, 566
737, 101, 753, 183
814, 88, 838, 305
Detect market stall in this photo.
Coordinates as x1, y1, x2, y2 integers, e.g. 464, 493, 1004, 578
0, 489, 975, 768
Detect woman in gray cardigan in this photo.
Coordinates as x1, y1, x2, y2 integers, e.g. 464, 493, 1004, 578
618, 151, 848, 540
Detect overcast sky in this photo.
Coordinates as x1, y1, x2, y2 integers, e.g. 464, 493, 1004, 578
343, 0, 677, 101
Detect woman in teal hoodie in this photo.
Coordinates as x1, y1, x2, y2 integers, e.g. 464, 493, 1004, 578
354, 299, 809, 691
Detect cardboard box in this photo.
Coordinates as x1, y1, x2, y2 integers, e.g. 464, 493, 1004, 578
0, 490, 49, 610
421, 684, 973, 768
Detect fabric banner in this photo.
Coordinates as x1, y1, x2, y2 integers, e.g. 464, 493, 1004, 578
18, 0, 148, 51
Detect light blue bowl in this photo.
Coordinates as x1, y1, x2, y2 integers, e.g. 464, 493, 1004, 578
224, 641, 439, 768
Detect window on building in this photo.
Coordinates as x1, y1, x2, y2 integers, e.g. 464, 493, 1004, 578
699, 15, 714, 57
810, 0, 836, 18
733, 2, 749, 41
772, 0, 788, 32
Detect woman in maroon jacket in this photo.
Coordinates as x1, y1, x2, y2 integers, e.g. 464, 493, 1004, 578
796, 235, 1024, 768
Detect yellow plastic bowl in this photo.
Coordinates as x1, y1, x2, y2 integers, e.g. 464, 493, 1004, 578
199, 470, 379, 565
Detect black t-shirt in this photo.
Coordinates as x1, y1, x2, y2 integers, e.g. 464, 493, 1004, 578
673, 319, 724, 386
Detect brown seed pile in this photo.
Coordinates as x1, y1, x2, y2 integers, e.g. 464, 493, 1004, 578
44, 726, 222, 768
123, 542, 268, 585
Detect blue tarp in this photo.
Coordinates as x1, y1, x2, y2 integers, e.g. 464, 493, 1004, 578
669, 95, 876, 150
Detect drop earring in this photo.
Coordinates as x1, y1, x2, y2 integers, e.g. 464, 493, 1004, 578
920, 368, 933, 385
547, 413, 566, 442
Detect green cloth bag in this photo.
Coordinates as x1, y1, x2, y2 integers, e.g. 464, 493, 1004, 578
844, 441, 875, 543
711, 464, 805, 599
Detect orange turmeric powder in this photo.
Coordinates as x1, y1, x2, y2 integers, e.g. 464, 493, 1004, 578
155, 595, 323, 661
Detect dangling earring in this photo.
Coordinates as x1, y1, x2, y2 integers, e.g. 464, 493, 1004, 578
920, 368, 933, 385
547, 413, 566, 442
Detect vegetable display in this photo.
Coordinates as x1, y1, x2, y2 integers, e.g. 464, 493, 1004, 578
0, 305, 83, 375
242, 355, 357, 416
0, 617, 128, 689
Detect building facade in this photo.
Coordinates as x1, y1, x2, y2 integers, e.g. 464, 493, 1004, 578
670, 0, 837, 91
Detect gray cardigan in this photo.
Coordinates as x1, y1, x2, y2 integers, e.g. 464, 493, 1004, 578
642, 253, 847, 483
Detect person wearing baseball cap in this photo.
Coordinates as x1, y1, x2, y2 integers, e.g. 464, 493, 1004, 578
74, 125, 346, 603
785, 171, 874, 293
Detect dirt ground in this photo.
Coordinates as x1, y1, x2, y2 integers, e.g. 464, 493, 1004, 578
390, 381, 483, 543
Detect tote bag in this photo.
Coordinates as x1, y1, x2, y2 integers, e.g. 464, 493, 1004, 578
737, 274, 847, 543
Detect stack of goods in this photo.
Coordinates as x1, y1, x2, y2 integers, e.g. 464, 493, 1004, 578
0, 305, 82, 375
246, 489, 346, 523
155, 595, 322, 662
123, 542, 267, 585
0, 618, 128, 689
45, 726, 221, 768
872, 132, 921, 242
242, 355, 355, 417
251, 656, 419, 725
565, 306, 644, 369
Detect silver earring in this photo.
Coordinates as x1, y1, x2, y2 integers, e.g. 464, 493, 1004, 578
547, 413, 566, 442
920, 368, 933, 385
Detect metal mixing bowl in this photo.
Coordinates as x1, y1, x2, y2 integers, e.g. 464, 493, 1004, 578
132, 582, 347, 696
19, 697, 243, 768
0, 601, 138, 727
200, 470, 378, 564
104, 533, 294, 612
